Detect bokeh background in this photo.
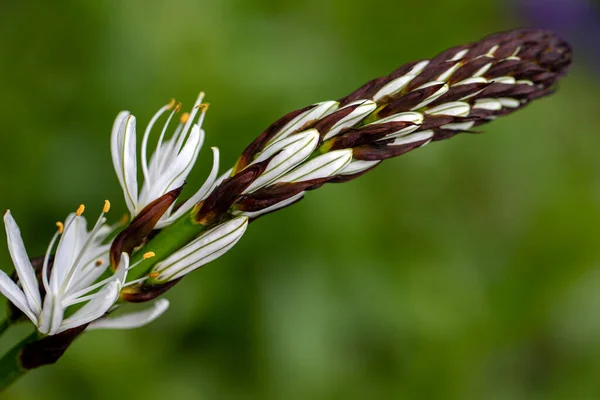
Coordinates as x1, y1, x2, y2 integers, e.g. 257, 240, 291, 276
1, 0, 599, 399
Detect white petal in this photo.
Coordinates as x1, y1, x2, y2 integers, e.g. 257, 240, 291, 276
0, 269, 37, 324
57, 281, 119, 334
389, 130, 434, 146
339, 159, 380, 175
454, 77, 488, 86
88, 299, 169, 330
39, 292, 64, 335
237, 192, 305, 219
322, 100, 378, 140
370, 111, 424, 126
154, 216, 249, 282
267, 101, 339, 145
411, 82, 449, 110
110, 111, 130, 189
441, 121, 476, 131
473, 98, 502, 111
156, 147, 220, 228
143, 125, 203, 205
119, 116, 139, 214
277, 149, 353, 183
373, 60, 430, 102
499, 97, 521, 109
244, 130, 319, 193
51, 214, 85, 292
3, 211, 41, 314
425, 101, 471, 117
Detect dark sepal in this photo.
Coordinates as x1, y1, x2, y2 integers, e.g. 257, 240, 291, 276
236, 178, 330, 212
120, 279, 182, 303
352, 139, 430, 161
329, 121, 415, 150
195, 160, 270, 226
20, 324, 88, 370
234, 104, 316, 173
110, 186, 183, 268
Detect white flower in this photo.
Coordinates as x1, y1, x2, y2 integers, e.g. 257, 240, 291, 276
111, 93, 220, 229
0, 203, 121, 335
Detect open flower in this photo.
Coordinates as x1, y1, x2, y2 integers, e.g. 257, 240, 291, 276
0, 203, 167, 335
111, 93, 220, 229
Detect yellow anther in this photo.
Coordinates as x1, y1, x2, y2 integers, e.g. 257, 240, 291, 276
103, 200, 111, 213
76, 204, 85, 216
167, 98, 176, 110
143, 251, 156, 260
180, 112, 190, 124
95, 259, 104, 267
174, 102, 182, 113
148, 272, 160, 279
197, 103, 210, 112
56, 222, 64, 234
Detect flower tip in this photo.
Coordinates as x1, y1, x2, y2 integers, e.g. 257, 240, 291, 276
103, 200, 111, 213
76, 204, 85, 216
56, 221, 64, 234
143, 251, 156, 260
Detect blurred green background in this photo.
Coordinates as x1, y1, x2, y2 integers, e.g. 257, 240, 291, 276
1, 0, 599, 399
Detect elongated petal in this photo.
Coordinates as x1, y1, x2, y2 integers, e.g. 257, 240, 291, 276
323, 100, 378, 140
51, 214, 85, 292
38, 291, 64, 335
237, 191, 305, 219
112, 115, 139, 214
278, 149, 353, 183
57, 280, 119, 334
156, 147, 220, 228
339, 159, 381, 175
153, 216, 249, 282
3, 211, 41, 314
267, 101, 339, 145
88, 299, 169, 330
0, 269, 37, 323
244, 130, 319, 193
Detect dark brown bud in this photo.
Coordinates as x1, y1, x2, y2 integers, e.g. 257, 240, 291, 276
20, 325, 88, 369
120, 279, 182, 303
110, 186, 183, 268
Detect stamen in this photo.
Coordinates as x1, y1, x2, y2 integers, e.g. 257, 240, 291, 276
167, 98, 176, 110
196, 103, 210, 112
95, 259, 104, 267
76, 204, 85, 216
103, 200, 111, 213
180, 112, 190, 124
143, 251, 156, 260
174, 102, 182, 113
56, 221, 64, 234
148, 272, 160, 279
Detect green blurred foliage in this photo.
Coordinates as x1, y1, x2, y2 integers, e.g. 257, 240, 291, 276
0, 0, 599, 399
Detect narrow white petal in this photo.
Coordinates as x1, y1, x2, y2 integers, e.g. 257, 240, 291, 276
437, 62, 462, 82
498, 98, 521, 109
237, 192, 305, 219
323, 100, 378, 140
373, 60, 430, 102
154, 216, 249, 282
441, 121, 476, 131
454, 77, 488, 86
425, 101, 471, 117
3, 211, 41, 314
57, 281, 119, 334
473, 98, 502, 111
449, 49, 469, 61
156, 147, 221, 228
88, 299, 169, 330
267, 101, 339, 145
110, 111, 130, 192
244, 130, 319, 193
0, 270, 37, 324
371, 111, 424, 126
389, 130, 434, 146
490, 76, 516, 85
39, 292, 64, 335
339, 159, 380, 175
51, 214, 84, 292
278, 149, 353, 183
411, 82, 449, 110
122, 116, 139, 214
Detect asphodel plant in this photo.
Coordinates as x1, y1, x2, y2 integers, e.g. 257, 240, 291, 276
0, 28, 572, 390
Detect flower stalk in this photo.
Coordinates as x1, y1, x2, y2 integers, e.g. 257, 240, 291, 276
0, 28, 572, 391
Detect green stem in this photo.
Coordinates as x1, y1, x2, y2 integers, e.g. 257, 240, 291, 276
0, 330, 38, 392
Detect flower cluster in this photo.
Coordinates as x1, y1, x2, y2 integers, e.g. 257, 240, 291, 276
0, 29, 571, 353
